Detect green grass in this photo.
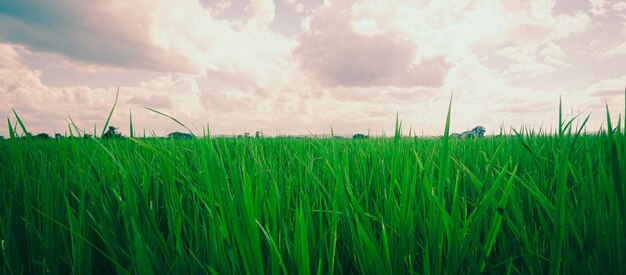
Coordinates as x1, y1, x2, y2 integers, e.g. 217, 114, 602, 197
1, 105, 625, 274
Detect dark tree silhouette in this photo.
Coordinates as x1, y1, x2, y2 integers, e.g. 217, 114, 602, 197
352, 133, 368, 139
34, 133, 51, 139
167, 132, 193, 139
102, 126, 122, 139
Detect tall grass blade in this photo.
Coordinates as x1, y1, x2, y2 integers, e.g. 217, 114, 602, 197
438, 92, 453, 189
129, 110, 134, 138
394, 112, 401, 143
143, 107, 196, 138
100, 86, 120, 138
7, 117, 15, 139
12, 109, 30, 137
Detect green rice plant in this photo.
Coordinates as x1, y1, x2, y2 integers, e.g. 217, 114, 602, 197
1, 97, 625, 274
100, 86, 119, 138
6, 117, 15, 139
11, 109, 30, 137
129, 110, 134, 139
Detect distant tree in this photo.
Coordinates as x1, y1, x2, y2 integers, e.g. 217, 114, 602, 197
352, 133, 368, 139
55, 133, 63, 139
472, 126, 486, 137
102, 126, 122, 139
0, 135, 4, 140
83, 134, 93, 139
167, 132, 194, 139
255, 131, 263, 138
244, 132, 250, 138
34, 133, 51, 139
451, 126, 486, 138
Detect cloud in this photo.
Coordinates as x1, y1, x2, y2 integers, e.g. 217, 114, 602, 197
0, 0, 196, 72
590, 0, 609, 15
0, 1, 623, 138
296, 0, 592, 87
496, 42, 568, 76
485, 3, 590, 76
127, 95, 174, 109
588, 0, 626, 16
600, 41, 626, 58
206, 0, 233, 16
0, 43, 22, 68
613, 2, 626, 12
245, 0, 276, 28
0, 0, 296, 82
0, 45, 206, 136
588, 76, 626, 97
295, 4, 450, 87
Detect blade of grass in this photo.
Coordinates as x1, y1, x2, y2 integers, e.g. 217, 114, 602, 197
12, 109, 30, 137
7, 117, 15, 139
100, 86, 120, 138
129, 110, 134, 138
143, 107, 196, 138
29, 207, 127, 272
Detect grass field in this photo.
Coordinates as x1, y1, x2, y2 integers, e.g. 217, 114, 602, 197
1, 103, 625, 274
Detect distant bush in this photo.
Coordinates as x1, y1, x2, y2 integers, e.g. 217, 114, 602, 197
167, 132, 194, 139
451, 126, 486, 138
102, 126, 122, 139
33, 133, 51, 139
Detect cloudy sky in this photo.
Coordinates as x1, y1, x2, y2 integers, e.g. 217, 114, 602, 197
0, 0, 625, 137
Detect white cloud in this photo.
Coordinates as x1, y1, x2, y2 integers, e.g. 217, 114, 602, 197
590, 0, 609, 15
0, 44, 22, 69
496, 41, 568, 76
0, 0, 297, 88
350, 18, 384, 36
587, 76, 626, 97
0, 44, 207, 136
612, 2, 626, 11
0, 0, 197, 72
590, 0, 626, 16
600, 41, 626, 58
295, 3, 305, 14
295, 0, 591, 83
0, 1, 622, 137
581, 76, 626, 127
208, 1, 233, 16
295, 2, 453, 87
245, 0, 276, 28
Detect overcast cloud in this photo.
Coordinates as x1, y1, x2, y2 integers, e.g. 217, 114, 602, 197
0, 0, 624, 137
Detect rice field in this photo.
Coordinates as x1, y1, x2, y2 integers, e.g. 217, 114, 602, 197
1, 103, 625, 274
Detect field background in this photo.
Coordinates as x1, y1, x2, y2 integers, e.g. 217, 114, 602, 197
1, 110, 625, 274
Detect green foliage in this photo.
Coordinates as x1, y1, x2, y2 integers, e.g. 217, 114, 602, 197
1, 106, 625, 274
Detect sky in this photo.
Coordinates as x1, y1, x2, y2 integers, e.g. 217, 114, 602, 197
0, 0, 625, 137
